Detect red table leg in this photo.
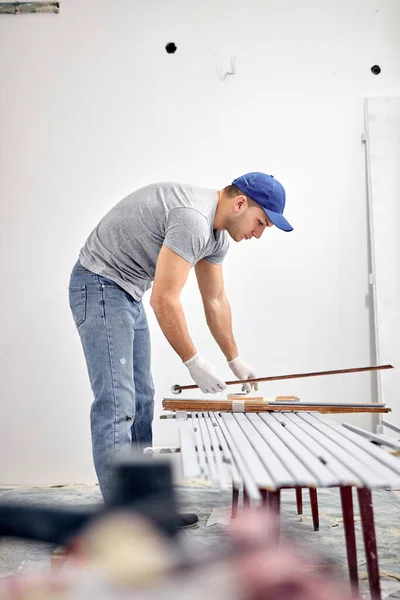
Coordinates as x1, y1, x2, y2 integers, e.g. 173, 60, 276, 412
232, 486, 239, 519
357, 488, 381, 600
260, 488, 269, 507
340, 486, 359, 594
268, 490, 281, 541
309, 488, 319, 531
296, 487, 303, 514
269, 490, 281, 514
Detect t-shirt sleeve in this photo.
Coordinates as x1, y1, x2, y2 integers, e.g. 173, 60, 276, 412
204, 234, 230, 265
163, 208, 209, 264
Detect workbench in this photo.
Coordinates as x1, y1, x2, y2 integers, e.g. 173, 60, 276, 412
157, 409, 400, 600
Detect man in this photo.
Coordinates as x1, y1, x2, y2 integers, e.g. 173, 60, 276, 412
69, 172, 293, 521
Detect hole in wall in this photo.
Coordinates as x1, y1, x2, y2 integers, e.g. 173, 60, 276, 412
371, 65, 381, 75
165, 42, 177, 54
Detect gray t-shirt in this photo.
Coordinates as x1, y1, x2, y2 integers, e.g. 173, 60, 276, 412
79, 182, 230, 300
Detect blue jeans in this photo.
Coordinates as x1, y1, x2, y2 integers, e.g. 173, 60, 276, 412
68, 260, 155, 503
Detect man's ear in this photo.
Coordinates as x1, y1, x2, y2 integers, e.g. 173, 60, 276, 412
233, 195, 248, 213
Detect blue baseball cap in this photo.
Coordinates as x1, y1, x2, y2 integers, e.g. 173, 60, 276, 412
232, 172, 293, 232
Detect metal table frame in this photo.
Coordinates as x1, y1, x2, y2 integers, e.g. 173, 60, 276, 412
156, 411, 400, 600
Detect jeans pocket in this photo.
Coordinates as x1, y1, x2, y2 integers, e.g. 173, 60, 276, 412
69, 285, 87, 327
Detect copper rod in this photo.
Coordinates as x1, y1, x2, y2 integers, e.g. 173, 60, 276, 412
171, 364, 393, 394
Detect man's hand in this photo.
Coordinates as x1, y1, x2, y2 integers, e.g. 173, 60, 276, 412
228, 356, 258, 393
184, 353, 227, 394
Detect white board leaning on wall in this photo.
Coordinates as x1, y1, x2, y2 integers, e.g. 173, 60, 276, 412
365, 97, 400, 428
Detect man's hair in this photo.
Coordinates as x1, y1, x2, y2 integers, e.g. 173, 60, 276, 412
223, 185, 259, 208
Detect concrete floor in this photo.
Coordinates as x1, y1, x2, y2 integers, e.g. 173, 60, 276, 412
0, 484, 399, 598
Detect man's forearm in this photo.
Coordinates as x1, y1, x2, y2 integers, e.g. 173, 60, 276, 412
203, 294, 238, 362
150, 296, 197, 363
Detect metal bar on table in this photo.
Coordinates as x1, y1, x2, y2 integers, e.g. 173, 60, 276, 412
208, 411, 242, 489
298, 413, 400, 488
267, 401, 386, 407
232, 413, 294, 489
282, 413, 363, 486
214, 414, 261, 502
171, 364, 393, 394
268, 412, 346, 487
178, 421, 201, 479
221, 413, 275, 490
197, 412, 219, 486
311, 413, 400, 478
203, 413, 230, 489
191, 413, 209, 480
252, 413, 319, 487
249, 413, 319, 487
382, 420, 400, 435
342, 423, 400, 451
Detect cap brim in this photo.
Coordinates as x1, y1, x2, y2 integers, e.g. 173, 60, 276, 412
264, 209, 293, 232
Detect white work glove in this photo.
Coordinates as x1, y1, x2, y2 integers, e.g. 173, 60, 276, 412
184, 353, 227, 394
228, 356, 258, 393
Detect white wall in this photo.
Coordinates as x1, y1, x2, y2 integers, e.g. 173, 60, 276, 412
1, 0, 399, 484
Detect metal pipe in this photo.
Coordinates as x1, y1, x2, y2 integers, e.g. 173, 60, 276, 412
171, 364, 393, 394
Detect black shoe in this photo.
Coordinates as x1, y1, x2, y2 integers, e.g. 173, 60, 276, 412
178, 512, 199, 529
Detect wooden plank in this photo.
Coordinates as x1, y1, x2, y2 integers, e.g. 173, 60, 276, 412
214, 413, 261, 501
178, 421, 201, 479
298, 413, 400, 488
232, 413, 295, 488
220, 413, 275, 490
162, 399, 389, 413
342, 423, 400, 451
281, 413, 363, 486
259, 413, 338, 487
208, 411, 242, 488
248, 413, 319, 487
